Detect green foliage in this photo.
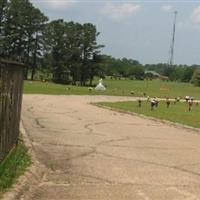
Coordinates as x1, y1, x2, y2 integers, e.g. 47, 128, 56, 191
0, 141, 31, 196
43, 20, 103, 85
99, 55, 142, 78
181, 67, 195, 82
0, 0, 48, 79
192, 68, 200, 86
129, 65, 144, 80
145, 64, 198, 83
98, 101, 200, 128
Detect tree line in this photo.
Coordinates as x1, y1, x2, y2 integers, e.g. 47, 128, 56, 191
0, 0, 200, 86
0, 0, 103, 86
100, 56, 200, 86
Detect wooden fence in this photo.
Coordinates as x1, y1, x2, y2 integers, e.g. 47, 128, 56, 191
0, 59, 24, 163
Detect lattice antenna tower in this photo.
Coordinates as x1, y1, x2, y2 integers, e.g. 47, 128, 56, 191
168, 11, 178, 67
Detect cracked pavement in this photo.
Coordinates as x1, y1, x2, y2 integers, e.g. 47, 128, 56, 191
21, 95, 200, 200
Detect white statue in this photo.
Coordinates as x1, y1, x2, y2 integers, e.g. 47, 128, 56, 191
95, 79, 106, 91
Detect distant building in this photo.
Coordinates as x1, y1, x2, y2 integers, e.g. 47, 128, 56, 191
145, 71, 169, 81
145, 70, 160, 78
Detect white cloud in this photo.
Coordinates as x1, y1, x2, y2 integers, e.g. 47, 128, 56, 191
177, 20, 190, 30
31, 0, 77, 10
101, 3, 141, 22
47, 0, 76, 9
161, 5, 173, 12
191, 6, 200, 24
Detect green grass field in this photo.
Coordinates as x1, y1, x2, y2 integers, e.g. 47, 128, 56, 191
24, 79, 200, 99
97, 100, 200, 128
0, 140, 31, 197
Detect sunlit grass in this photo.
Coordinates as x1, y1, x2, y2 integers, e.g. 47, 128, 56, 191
24, 79, 200, 99
0, 140, 31, 197
97, 100, 200, 128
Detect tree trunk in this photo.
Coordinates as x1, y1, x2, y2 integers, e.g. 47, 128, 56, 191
31, 36, 38, 81
31, 67, 36, 81
24, 67, 29, 80
89, 76, 93, 86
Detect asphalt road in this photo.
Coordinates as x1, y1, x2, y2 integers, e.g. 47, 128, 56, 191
21, 95, 200, 200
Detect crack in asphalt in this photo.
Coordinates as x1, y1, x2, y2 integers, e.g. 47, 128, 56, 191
94, 122, 111, 126
40, 142, 92, 148
84, 123, 93, 133
127, 123, 164, 127
176, 163, 200, 168
95, 151, 200, 178
65, 147, 96, 162
103, 144, 195, 150
97, 137, 130, 146
84, 123, 106, 136
34, 118, 45, 129
74, 173, 114, 184
38, 177, 199, 188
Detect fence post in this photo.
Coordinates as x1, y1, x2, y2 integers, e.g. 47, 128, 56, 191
0, 59, 24, 163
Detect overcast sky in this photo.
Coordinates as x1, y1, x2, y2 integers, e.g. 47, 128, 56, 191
31, 0, 200, 65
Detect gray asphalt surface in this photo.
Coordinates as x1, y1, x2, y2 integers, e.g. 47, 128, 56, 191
21, 95, 200, 200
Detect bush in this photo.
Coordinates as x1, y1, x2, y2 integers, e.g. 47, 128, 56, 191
192, 69, 200, 86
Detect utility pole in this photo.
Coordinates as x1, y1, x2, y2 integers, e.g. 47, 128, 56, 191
168, 11, 178, 67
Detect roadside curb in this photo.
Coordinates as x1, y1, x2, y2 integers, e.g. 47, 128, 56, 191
2, 120, 47, 200
93, 103, 200, 135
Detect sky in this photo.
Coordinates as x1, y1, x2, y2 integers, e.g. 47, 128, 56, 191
30, 0, 200, 65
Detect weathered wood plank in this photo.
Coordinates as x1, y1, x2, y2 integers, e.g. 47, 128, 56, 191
0, 60, 23, 163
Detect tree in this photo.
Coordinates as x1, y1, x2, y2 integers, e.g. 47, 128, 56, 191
0, 0, 7, 55
2, 0, 34, 59
78, 23, 104, 86
169, 67, 184, 81
24, 6, 48, 80
44, 20, 75, 84
129, 65, 144, 80
44, 20, 104, 85
192, 68, 200, 86
99, 55, 141, 78
181, 67, 195, 82
0, 0, 7, 35
88, 54, 104, 86
0, 0, 48, 79
44, 20, 70, 83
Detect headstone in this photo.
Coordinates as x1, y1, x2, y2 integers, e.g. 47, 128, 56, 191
95, 79, 106, 91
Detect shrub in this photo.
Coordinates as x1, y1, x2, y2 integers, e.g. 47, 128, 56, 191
192, 69, 200, 86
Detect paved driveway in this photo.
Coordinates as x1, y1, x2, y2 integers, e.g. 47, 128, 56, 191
22, 95, 200, 200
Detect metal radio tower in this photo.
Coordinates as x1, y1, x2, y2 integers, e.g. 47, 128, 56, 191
168, 11, 178, 67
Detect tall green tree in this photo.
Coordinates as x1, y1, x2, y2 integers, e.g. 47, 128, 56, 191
0, 0, 48, 79
44, 20, 103, 85
26, 7, 48, 80
88, 54, 104, 86
78, 23, 104, 86
44, 20, 72, 83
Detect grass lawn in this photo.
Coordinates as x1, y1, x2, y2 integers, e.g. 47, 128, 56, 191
97, 100, 200, 128
24, 79, 200, 99
0, 140, 31, 197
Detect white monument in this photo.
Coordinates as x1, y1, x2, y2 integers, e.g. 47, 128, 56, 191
95, 79, 106, 91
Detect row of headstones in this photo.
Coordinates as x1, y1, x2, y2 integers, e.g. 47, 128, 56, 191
137, 97, 199, 111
